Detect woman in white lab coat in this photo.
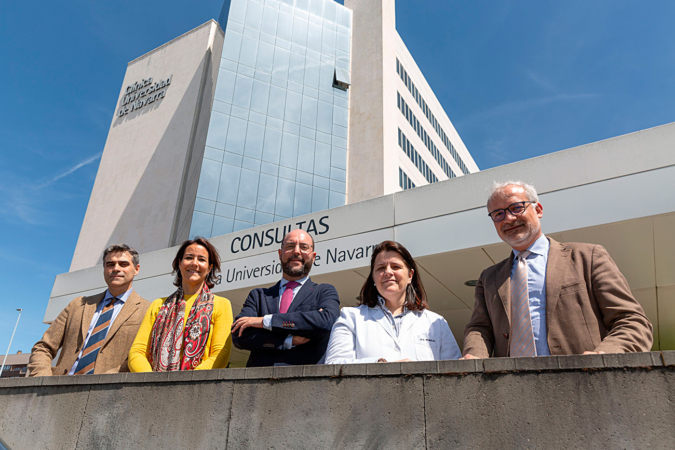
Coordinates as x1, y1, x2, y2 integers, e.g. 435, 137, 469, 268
325, 240, 461, 364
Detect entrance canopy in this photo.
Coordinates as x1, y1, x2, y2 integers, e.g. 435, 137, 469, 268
47, 122, 675, 365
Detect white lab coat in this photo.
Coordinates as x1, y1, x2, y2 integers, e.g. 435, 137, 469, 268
324, 305, 461, 364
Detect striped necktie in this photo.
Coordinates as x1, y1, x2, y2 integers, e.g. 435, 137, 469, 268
74, 298, 118, 375
509, 251, 536, 357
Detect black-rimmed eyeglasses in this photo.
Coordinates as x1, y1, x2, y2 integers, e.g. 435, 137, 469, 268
488, 201, 536, 222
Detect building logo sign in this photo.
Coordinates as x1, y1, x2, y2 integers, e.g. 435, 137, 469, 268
230, 216, 330, 254
220, 228, 393, 290
117, 75, 172, 117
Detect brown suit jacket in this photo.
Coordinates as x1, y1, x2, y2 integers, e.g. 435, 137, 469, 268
29, 291, 150, 376
463, 238, 653, 358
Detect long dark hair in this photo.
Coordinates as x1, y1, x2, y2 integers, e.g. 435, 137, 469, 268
172, 237, 221, 289
359, 240, 428, 312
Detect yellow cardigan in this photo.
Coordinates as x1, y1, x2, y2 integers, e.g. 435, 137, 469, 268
128, 294, 233, 372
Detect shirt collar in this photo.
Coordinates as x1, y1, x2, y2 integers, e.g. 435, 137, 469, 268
377, 296, 409, 317
103, 288, 133, 305
280, 275, 309, 290
514, 234, 549, 259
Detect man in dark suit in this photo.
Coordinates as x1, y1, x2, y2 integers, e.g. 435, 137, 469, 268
29, 244, 150, 376
231, 229, 340, 366
462, 182, 652, 359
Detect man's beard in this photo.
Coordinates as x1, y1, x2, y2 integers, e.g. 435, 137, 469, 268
282, 257, 313, 278
502, 219, 538, 248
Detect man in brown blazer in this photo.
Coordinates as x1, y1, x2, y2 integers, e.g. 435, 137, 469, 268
29, 244, 150, 376
463, 182, 652, 359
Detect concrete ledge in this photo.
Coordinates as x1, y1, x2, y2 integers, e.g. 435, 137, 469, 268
514, 355, 560, 371
557, 354, 605, 370
663, 350, 675, 367
483, 357, 516, 373
7, 352, 669, 388
1, 354, 673, 449
401, 360, 438, 375
438, 358, 482, 374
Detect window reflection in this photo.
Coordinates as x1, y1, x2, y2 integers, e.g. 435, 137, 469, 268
256, 41, 275, 73
262, 127, 283, 164
297, 137, 315, 173
205, 112, 230, 150
250, 80, 271, 114
257, 173, 278, 214
294, 182, 312, 216
217, 164, 242, 205
244, 0, 263, 30
192, 0, 352, 239
233, 74, 254, 110
272, 47, 290, 79
196, 158, 222, 201
275, 178, 295, 217
222, 30, 243, 63
215, 69, 237, 103
267, 84, 287, 119
244, 122, 265, 159
261, 6, 278, 36
311, 186, 329, 212
190, 211, 214, 239
301, 95, 318, 129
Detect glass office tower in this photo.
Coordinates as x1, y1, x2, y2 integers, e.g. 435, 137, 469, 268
190, 0, 352, 238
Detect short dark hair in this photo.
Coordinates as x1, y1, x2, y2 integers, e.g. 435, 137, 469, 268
172, 237, 221, 289
102, 244, 139, 266
358, 240, 428, 312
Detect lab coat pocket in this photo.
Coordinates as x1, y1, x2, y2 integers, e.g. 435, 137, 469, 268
415, 334, 438, 361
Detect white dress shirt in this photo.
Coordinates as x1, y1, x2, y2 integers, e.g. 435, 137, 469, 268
262, 276, 310, 350
512, 234, 551, 356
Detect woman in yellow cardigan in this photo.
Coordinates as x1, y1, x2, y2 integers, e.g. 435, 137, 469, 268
129, 237, 233, 372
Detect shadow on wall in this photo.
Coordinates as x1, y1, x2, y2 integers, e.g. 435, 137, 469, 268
105, 50, 215, 259
111, 85, 165, 127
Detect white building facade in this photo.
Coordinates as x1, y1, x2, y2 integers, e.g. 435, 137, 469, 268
69, 0, 478, 270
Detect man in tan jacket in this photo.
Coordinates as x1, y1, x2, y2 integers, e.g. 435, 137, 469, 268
462, 182, 652, 359
29, 244, 150, 376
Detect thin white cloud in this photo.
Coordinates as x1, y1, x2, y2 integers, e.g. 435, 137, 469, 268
36, 152, 102, 189
458, 93, 601, 128
525, 70, 558, 93
0, 152, 102, 225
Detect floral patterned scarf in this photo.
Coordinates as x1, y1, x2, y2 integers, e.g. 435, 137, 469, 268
149, 284, 214, 371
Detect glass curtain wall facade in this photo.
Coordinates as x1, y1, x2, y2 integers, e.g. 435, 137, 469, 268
190, 0, 352, 238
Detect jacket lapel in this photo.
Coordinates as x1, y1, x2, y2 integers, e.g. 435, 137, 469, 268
103, 291, 140, 346
401, 309, 421, 337
496, 255, 515, 326
287, 278, 315, 313
368, 306, 397, 341
80, 292, 106, 345
268, 282, 282, 314
545, 237, 569, 323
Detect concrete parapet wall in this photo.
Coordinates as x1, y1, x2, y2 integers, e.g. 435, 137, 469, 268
1, 352, 674, 449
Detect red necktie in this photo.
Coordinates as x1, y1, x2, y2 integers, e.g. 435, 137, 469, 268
279, 281, 300, 313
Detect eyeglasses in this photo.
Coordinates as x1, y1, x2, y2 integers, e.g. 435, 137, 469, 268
282, 243, 314, 254
488, 201, 536, 222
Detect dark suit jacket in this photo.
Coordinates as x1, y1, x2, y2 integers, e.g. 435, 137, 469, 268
463, 238, 653, 358
232, 278, 340, 367
29, 291, 150, 376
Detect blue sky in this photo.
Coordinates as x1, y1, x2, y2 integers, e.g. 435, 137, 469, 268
1, 0, 674, 356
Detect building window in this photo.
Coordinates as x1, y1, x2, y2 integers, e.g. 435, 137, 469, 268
396, 58, 469, 175
399, 168, 416, 190
397, 93, 455, 180
398, 128, 438, 184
